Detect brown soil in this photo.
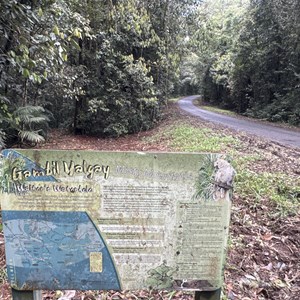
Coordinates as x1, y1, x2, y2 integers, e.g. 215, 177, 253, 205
1, 103, 299, 300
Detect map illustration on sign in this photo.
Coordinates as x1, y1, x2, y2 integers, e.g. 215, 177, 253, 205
0, 150, 233, 291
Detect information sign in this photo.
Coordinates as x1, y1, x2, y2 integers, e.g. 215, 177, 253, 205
0, 150, 233, 292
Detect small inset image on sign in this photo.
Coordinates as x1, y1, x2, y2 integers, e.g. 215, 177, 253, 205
90, 252, 103, 273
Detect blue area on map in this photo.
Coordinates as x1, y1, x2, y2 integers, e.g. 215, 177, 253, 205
2, 210, 121, 290
2, 149, 57, 182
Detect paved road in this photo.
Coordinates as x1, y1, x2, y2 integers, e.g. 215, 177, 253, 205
178, 95, 300, 148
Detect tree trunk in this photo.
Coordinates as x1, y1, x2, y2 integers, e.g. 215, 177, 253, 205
73, 38, 84, 135
22, 79, 28, 106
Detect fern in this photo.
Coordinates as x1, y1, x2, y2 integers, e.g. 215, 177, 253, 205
14, 106, 50, 123
12, 105, 50, 146
193, 154, 218, 201
18, 130, 45, 144
0, 129, 6, 149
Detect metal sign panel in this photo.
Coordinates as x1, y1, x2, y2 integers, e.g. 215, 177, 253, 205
0, 150, 233, 291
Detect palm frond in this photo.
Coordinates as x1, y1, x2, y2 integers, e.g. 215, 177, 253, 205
14, 105, 46, 116
16, 113, 32, 124
0, 95, 11, 104
18, 130, 45, 144
193, 154, 219, 201
26, 116, 50, 125
11, 105, 50, 146
0, 129, 6, 149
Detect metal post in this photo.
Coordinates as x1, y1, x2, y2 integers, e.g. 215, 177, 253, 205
194, 288, 221, 300
33, 290, 42, 300
11, 289, 34, 300
11, 289, 42, 300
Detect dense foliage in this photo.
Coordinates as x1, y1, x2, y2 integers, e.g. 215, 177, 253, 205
1, 0, 299, 147
0, 0, 197, 146
185, 0, 300, 125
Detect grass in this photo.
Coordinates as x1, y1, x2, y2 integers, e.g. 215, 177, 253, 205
145, 121, 299, 215
235, 169, 299, 215
145, 122, 239, 153
200, 105, 237, 117
233, 154, 300, 215
193, 99, 237, 117
168, 97, 181, 103
193, 154, 218, 201
171, 125, 238, 152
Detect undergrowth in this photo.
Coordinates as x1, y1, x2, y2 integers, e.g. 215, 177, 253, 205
200, 105, 237, 117
0, 267, 7, 286
145, 122, 299, 215
145, 123, 239, 152
235, 170, 299, 215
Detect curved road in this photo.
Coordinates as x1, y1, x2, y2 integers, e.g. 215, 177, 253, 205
178, 95, 300, 148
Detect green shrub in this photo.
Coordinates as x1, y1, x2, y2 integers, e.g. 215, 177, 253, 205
80, 55, 160, 137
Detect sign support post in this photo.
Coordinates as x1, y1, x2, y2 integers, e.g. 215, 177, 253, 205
195, 288, 221, 300
33, 290, 42, 300
12, 289, 33, 300
12, 290, 41, 300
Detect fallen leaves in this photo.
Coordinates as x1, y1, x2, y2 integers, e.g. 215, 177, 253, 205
58, 290, 76, 300
41, 290, 193, 300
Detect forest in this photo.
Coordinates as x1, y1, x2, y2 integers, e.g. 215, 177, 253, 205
0, 0, 300, 148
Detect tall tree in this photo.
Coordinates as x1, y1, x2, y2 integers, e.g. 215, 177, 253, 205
181, 0, 249, 103
184, 0, 300, 125
0, 0, 90, 145
0, 0, 205, 146
231, 0, 300, 123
